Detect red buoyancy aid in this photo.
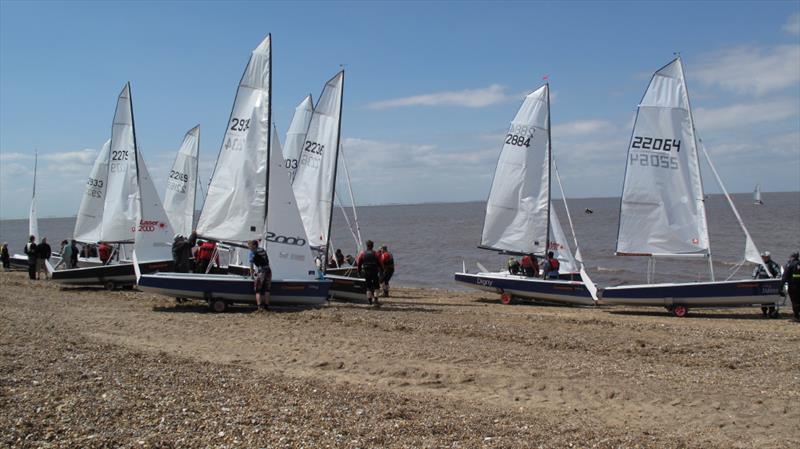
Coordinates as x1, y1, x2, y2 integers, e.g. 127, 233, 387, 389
197, 242, 216, 262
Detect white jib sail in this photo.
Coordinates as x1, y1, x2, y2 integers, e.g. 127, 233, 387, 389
266, 125, 317, 279
292, 71, 344, 250
28, 151, 39, 240
753, 184, 762, 203
616, 58, 709, 256
74, 140, 110, 243
133, 150, 175, 262
481, 84, 550, 255
164, 125, 200, 237
196, 35, 271, 244
548, 208, 577, 273
100, 83, 139, 243
284, 94, 314, 182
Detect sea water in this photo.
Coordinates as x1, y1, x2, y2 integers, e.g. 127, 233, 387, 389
1, 192, 798, 289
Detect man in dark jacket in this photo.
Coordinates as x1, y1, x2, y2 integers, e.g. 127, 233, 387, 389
70, 240, 79, 268
36, 238, 52, 279
171, 234, 194, 273
356, 240, 383, 306
753, 251, 782, 317
782, 251, 800, 322
24, 235, 37, 280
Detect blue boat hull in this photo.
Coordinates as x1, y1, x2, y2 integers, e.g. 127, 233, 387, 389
454, 272, 595, 306
600, 278, 784, 307
136, 272, 331, 306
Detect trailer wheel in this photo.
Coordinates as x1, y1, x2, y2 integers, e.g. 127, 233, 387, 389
104, 281, 116, 291
209, 299, 227, 313
500, 293, 514, 305
672, 304, 688, 318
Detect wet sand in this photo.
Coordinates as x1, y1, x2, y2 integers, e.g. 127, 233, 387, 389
1, 271, 798, 448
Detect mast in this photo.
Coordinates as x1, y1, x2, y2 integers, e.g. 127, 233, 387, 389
678, 57, 714, 281
544, 83, 551, 257
264, 33, 273, 231
193, 127, 200, 229
129, 82, 143, 224
323, 69, 345, 272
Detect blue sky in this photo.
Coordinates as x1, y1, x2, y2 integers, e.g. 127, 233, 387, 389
1, 1, 798, 219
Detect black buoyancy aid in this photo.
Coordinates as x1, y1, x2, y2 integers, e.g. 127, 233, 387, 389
361, 250, 379, 272
251, 247, 270, 268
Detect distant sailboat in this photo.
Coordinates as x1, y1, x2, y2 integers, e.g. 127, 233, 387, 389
10, 151, 43, 268
454, 84, 598, 306
600, 57, 782, 316
753, 184, 763, 205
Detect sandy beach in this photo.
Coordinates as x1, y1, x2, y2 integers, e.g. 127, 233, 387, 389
1, 271, 798, 448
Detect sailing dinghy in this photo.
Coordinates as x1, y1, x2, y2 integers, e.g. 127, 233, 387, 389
454, 84, 598, 306
753, 184, 763, 205
290, 71, 367, 301
10, 151, 50, 269
600, 57, 783, 316
51, 83, 174, 289
134, 35, 331, 309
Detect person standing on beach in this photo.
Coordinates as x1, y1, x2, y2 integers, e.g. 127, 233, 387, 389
356, 240, 383, 306
753, 251, 781, 317
36, 238, 51, 279
248, 240, 271, 311
24, 235, 37, 280
379, 245, 394, 298
69, 240, 79, 268
782, 251, 800, 322
1, 243, 10, 271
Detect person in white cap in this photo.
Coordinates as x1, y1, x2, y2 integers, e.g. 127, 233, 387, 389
753, 251, 781, 317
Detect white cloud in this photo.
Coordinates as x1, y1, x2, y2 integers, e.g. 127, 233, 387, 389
783, 12, 800, 35
691, 44, 800, 96
41, 149, 97, 164
0, 152, 29, 162
694, 99, 799, 131
366, 84, 520, 110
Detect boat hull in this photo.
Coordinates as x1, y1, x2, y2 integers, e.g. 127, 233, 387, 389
136, 272, 331, 306
51, 260, 172, 287
227, 264, 366, 301
600, 278, 784, 307
454, 271, 595, 306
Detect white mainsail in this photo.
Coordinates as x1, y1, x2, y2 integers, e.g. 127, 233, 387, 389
481, 85, 550, 255
100, 83, 139, 243
28, 151, 39, 240
616, 58, 709, 256
292, 71, 344, 250
753, 184, 763, 204
164, 125, 200, 237
73, 140, 110, 243
266, 125, 316, 279
196, 36, 270, 244
284, 94, 314, 182
133, 150, 175, 262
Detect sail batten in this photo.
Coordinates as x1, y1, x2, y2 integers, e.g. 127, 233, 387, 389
615, 58, 710, 257
480, 85, 550, 255
196, 35, 271, 244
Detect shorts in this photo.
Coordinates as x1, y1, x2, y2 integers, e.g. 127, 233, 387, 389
254, 268, 272, 294
364, 271, 380, 292
380, 268, 394, 283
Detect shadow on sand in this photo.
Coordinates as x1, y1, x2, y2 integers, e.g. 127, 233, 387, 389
607, 309, 788, 321
152, 302, 320, 315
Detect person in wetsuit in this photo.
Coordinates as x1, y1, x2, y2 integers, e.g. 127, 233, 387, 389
249, 239, 271, 311
782, 251, 800, 323
356, 240, 383, 306
753, 251, 782, 317
379, 245, 394, 297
